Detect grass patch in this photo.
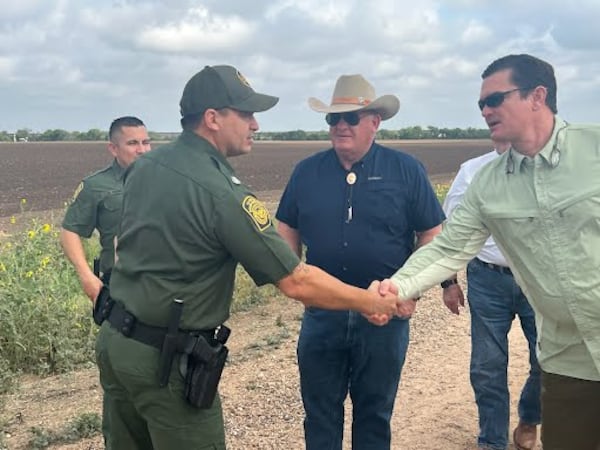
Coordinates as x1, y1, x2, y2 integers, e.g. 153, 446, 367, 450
27, 412, 101, 449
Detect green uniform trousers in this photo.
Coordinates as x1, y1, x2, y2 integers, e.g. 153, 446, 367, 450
96, 323, 226, 450
541, 371, 600, 450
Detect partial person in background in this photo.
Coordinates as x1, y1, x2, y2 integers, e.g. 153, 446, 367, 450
97, 65, 402, 450
385, 53, 600, 450
442, 138, 541, 450
60, 116, 151, 448
60, 116, 151, 302
276, 74, 445, 450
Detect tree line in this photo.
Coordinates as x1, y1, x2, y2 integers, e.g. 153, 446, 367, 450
0, 125, 489, 142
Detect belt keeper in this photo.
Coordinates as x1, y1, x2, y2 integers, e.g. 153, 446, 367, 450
121, 314, 135, 337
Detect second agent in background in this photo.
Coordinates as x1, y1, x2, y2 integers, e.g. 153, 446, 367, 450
442, 138, 541, 450
276, 74, 445, 449
60, 116, 151, 447
60, 116, 151, 301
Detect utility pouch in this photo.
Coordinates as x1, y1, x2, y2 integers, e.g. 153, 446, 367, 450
183, 341, 228, 409
93, 285, 114, 326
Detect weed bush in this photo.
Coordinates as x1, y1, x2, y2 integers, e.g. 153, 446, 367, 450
434, 183, 450, 204
0, 218, 98, 379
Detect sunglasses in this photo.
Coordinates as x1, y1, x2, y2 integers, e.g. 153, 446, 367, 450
477, 87, 533, 111
325, 111, 362, 126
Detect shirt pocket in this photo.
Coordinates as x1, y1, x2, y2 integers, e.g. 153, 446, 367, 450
102, 192, 122, 212
361, 181, 410, 234
482, 209, 540, 252
554, 187, 600, 237
98, 192, 123, 232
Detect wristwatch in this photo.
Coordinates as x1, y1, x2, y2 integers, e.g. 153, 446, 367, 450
440, 278, 458, 289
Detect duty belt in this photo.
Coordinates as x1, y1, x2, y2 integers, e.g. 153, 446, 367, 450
106, 301, 217, 351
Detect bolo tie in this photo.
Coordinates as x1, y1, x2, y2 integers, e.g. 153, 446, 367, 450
345, 171, 357, 222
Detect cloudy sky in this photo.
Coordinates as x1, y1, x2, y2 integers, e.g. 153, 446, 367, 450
2, 0, 600, 133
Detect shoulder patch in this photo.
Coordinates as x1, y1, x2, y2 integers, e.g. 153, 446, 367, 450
71, 182, 84, 201
241, 195, 271, 232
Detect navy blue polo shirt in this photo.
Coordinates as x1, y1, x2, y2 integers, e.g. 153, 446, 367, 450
276, 142, 445, 288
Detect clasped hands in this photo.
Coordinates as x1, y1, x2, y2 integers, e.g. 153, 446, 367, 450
364, 279, 417, 326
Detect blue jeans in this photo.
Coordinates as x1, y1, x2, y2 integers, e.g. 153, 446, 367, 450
467, 259, 542, 450
297, 308, 409, 450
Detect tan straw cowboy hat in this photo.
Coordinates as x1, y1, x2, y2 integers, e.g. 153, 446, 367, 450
308, 74, 400, 120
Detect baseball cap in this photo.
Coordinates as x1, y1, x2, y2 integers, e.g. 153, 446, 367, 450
179, 65, 279, 117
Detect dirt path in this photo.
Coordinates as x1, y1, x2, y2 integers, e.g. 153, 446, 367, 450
2, 274, 541, 449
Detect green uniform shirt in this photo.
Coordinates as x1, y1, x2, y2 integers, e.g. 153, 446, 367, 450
109, 131, 300, 330
62, 159, 126, 274
391, 116, 600, 381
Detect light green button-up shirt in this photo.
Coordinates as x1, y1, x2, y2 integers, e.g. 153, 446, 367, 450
391, 116, 600, 381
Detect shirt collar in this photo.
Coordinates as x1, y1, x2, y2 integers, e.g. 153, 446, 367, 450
333, 141, 378, 171
111, 158, 127, 181
508, 115, 567, 172
179, 130, 235, 173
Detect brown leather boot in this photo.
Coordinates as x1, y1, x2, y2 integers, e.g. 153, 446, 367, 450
513, 422, 538, 450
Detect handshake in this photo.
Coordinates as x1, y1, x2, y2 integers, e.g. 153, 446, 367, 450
364, 279, 417, 326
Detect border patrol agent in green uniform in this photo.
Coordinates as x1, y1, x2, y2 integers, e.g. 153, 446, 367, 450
61, 116, 151, 302
60, 116, 151, 448
95, 65, 403, 450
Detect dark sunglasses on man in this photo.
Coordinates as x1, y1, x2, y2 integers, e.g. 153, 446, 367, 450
478, 86, 535, 111
325, 111, 362, 126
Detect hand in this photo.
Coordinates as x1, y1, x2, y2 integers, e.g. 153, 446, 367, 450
442, 283, 465, 315
363, 280, 397, 325
80, 272, 104, 304
378, 278, 398, 296
378, 279, 416, 319
396, 299, 417, 318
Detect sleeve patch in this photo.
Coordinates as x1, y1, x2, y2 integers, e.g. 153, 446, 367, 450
242, 195, 272, 232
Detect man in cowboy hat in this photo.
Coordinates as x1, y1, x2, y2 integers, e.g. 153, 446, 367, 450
276, 74, 445, 449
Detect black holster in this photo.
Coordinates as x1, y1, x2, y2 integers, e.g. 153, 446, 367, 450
92, 257, 113, 326
93, 285, 114, 326
182, 326, 230, 409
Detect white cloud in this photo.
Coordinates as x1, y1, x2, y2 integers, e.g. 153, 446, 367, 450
137, 7, 256, 53
265, 0, 351, 27
460, 20, 492, 44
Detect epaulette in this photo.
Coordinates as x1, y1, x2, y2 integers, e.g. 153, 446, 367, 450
83, 163, 114, 181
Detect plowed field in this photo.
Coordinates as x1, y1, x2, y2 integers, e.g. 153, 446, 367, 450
0, 139, 491, 217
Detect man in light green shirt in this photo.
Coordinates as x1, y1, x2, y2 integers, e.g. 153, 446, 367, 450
387, 54, 600, 450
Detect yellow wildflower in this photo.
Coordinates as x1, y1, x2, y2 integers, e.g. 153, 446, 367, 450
40, 256, 51, 268
28, 230, 37, 239
42, 223, 52, 233
20, 198, 27, 205
9, 216, 16, 224
0, 262, 6, 272
25, 270, 34, 278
